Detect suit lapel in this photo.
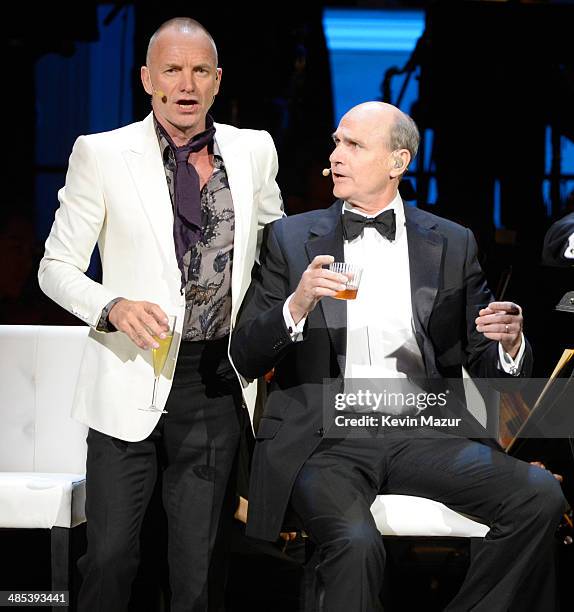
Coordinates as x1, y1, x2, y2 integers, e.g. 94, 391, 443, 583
305, 202, 347, 374
214, 123, 254, 319
123, 114, 176, 266
405, 206, 444, 367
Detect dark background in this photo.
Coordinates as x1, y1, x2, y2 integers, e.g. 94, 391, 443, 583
1, 1, 573, 610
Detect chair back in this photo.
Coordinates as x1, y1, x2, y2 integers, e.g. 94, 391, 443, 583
0, 325, 89, 473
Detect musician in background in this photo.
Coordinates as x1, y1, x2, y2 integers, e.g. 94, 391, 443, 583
543, 189, 574, 267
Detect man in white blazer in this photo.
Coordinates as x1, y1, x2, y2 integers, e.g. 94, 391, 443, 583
38, 17, 283, 612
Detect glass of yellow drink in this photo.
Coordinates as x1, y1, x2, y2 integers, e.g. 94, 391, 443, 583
140, 314, 176, 413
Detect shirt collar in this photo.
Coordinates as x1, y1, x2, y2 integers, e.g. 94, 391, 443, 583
342, 192, 405, 239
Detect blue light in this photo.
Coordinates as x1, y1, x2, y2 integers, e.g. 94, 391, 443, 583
323, 9, 425, 52
322, 8, 425, 124
494, 180, 502, 229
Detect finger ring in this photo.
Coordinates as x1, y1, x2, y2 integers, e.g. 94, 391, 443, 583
505, 324, 509, 333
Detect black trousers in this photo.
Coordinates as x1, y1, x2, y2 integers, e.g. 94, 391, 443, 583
290, 431, 567, 612
78, 338, 241, 612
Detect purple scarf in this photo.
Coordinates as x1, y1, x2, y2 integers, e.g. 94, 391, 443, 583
157, 115, 216, 286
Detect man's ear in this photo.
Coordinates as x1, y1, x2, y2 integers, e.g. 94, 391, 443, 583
214, 67, 222, 95
389, 149, 411, 178
141, 65, 153, 96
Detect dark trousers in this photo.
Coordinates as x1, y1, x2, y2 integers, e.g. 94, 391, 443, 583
291, 432, 567, 612
78, 338, 241, 612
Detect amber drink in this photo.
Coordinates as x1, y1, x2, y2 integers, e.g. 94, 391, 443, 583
329, 263, 363, 300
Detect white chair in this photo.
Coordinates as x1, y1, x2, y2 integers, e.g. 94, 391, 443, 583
370, 494, 488, 539
0, 325, 89, 596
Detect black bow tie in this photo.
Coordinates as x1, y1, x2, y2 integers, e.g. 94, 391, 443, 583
342, 209, 396, 242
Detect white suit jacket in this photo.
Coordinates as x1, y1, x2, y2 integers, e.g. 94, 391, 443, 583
38, 113, 283, 441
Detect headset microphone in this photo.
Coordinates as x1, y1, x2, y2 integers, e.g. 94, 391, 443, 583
154, 89, 168, 104
322, 168, 331, 176
149, 81, 167, 104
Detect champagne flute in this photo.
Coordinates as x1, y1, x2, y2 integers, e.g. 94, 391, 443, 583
140, 314, 176, 413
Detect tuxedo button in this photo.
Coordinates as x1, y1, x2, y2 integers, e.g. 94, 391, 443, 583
315, 427, 324, 437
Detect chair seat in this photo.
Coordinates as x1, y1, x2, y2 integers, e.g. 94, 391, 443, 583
0, 473, 86, 529
371, 494, 490, 538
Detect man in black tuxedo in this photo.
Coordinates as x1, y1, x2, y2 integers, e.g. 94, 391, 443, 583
231, 102, 566, 611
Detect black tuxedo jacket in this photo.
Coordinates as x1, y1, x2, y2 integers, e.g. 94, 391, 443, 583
231, 200, 532, 541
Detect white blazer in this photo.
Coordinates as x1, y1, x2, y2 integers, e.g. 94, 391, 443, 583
38, 113, 283, 441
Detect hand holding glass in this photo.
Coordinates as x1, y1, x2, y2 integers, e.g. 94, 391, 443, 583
140, 315, 176, 413
328, 263, 363, 300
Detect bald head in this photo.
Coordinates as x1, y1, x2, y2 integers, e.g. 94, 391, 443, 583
343, 102, 419, 161
146, 17, 218, 66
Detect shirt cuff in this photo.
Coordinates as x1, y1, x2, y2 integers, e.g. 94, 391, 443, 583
283, 294, 306, 342
498, 332, 526, 376
95, 297, 124, 332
